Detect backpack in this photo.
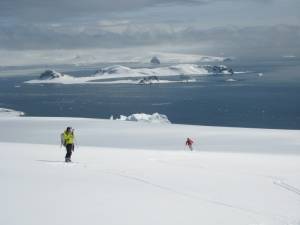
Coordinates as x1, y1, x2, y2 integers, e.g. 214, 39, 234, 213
60, 133, 66, 147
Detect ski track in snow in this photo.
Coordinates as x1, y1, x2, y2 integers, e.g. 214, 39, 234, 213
273, 180, 300, 196
95, 168, 289, 224
148, 158, 206, 169
31, 155, 300, 225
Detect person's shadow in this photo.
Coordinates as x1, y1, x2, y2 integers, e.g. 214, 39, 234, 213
36, 160, 65, 163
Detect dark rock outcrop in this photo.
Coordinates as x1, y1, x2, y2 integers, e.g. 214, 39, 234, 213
150, 56, 160, 65
39, 70, 64, 80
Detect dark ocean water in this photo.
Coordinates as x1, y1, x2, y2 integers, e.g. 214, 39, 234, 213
0, 58, 300, 129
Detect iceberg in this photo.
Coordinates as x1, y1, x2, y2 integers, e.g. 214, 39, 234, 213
226, 78, 236, 82
116, 113, 171, 124
282, 55, 296, 58
0, 108, 25, 117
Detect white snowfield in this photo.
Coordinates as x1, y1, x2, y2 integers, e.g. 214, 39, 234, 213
25, 64, 234, 85
94, 64, 210, 78
0, 116, 300, 225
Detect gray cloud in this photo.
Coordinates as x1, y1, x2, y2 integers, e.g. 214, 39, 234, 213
0, 0, 278, 22
0, 21, 299, 57
182, 25, 300, 57
0, 0, 187, 22
0, 0, 299, 58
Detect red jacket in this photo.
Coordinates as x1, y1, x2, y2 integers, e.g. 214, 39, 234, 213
186, 138, 194, 146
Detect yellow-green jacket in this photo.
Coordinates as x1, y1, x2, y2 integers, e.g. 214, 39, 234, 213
63, 132, 74, 145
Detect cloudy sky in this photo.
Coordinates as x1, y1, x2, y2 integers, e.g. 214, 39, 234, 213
0, 0, 299, 60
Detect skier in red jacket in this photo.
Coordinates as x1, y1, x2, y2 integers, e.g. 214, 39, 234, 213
186, 137, 194, 151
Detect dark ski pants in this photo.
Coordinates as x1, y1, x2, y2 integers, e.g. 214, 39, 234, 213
65, 144, 73, 159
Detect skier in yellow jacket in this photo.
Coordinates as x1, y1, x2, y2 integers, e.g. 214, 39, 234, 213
62, 127, 75, 162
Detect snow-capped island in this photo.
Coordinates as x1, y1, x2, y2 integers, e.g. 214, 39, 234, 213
25, 64, 236, 85
26, 69, 76, 84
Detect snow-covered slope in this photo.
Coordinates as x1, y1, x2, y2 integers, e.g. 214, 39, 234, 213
0, 117, 299, 152
0, 116, 299, 225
